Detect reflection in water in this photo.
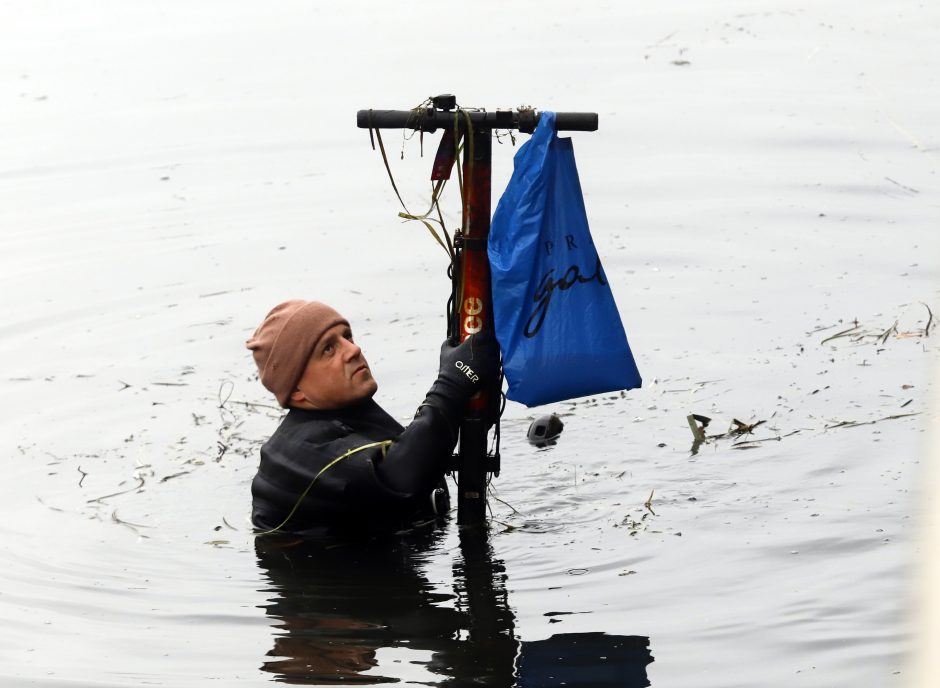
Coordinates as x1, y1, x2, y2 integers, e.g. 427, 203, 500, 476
518, 633, 653, 687
441, 529, 519, 686
255, 528, 653, 686
255, 528, 466, 684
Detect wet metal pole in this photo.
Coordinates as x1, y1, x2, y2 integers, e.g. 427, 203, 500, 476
357, 97, 597, 526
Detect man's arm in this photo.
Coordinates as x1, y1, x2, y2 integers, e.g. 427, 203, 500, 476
372, 332, 500, 496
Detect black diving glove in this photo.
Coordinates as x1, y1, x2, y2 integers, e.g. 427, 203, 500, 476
422, 331, 500, 424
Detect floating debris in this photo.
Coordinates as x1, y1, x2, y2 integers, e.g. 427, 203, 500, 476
820, 304, 933, 347
824, 412, 919, 430
686, 414, 777, 454
111, 510, 150, 538
686, 414, 709, 443
36, 496, 64, 513
527, 413, 564, 447
729, 419, 766, 435
618, 511, 651, 536
86, 477, 145, 504
821, 324, 863, 345
159, 471, 191, 483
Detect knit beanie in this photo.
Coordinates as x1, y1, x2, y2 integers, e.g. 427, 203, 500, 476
246, 300, 349, 408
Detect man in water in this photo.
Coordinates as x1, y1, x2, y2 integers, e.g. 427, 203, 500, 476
246, 300, 499, 535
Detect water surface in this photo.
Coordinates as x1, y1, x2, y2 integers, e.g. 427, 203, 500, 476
1, 1, 938, 685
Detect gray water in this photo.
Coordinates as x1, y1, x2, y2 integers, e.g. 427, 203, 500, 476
2, 1, 939, 685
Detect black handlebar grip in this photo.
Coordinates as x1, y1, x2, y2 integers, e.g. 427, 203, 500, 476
357, 109, 422, 129
553, 112, 599, 131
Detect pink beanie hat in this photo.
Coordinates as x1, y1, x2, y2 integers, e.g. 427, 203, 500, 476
246, 300, 349, 408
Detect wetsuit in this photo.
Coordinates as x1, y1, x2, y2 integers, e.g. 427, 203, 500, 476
251, 333, 499, 535
251, 400, 454, 534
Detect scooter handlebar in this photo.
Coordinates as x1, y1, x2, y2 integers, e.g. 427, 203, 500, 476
356, 108, 598, 133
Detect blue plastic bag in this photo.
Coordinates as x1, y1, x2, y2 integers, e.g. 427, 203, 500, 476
488, 112, 642, 407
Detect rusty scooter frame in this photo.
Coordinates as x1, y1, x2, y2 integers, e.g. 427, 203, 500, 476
357, 96, 597, 526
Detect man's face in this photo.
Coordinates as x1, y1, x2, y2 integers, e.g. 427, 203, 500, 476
290, 323, 378, 410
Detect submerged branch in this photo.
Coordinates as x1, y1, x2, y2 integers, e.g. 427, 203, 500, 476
111, 509, 151, 538
824, 412, 919, 430
86, 477, 146, 503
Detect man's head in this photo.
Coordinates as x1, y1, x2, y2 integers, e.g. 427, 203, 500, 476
246, 300, 378, 409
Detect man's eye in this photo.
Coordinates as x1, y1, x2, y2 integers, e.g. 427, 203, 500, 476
323, 343, 335, 355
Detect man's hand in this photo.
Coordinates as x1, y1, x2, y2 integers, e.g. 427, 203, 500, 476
422, 332, 501, 424
437, 332, 500, 397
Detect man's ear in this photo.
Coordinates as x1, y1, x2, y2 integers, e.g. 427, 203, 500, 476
289, 388, 306, 404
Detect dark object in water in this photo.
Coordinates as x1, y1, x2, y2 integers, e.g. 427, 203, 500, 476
527, 413, 564, 447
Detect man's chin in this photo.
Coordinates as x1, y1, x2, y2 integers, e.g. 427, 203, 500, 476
357, 379, 379, 399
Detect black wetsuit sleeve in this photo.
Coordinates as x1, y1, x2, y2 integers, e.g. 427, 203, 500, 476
372, 404, 455, 495
375, 331, 499, 495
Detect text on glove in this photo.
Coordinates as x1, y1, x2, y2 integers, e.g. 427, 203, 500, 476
455, 361, 480, 383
